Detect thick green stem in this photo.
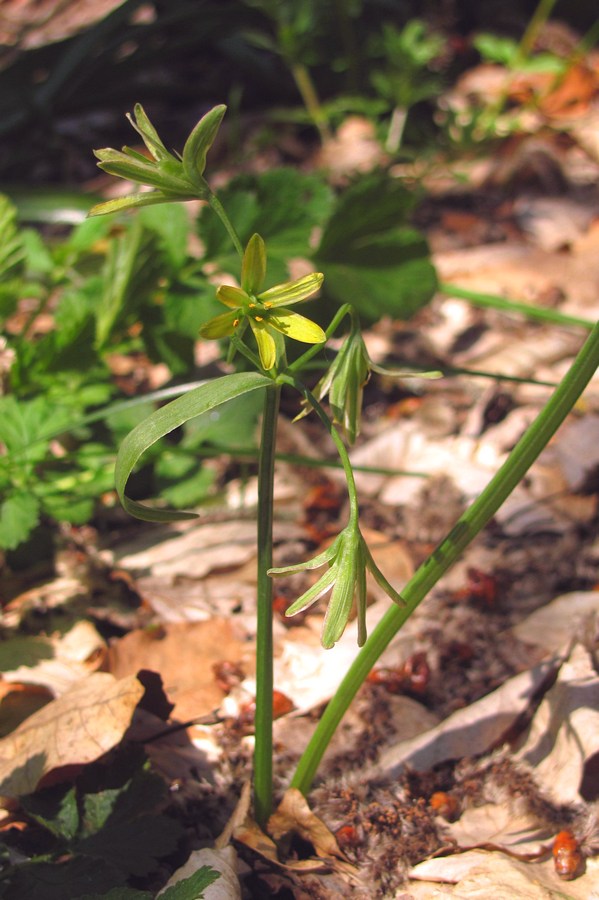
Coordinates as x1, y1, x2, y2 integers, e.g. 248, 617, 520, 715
253, 383, 281, 827
291, 320, 599, 795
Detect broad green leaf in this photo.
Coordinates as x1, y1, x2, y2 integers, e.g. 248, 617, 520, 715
139, 203, 190, 272
198, 169, 333, 285
76, 815, 183, 878
0, 494, 40, 549
22, 785, 79, 841
314, 173, 437, 321
115, 372, 271, 521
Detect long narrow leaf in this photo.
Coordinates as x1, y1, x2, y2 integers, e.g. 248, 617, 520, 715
115, 372, 271, 521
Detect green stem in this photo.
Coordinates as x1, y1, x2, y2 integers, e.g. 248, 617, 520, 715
207, 192, 244, 258
291, 320, 599, 795
253, 383, 281, 827
440, 282, 594, 331
289, 61, 332, 142
282, 374, 359, 522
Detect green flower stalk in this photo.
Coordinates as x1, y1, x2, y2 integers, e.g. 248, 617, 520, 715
200, 234, 326, 371
298, 311, 441, 443
89, 104, 226, 216
269, 521, 405, 648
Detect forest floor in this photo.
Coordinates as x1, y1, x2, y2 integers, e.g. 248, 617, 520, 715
2, 46, 599, 900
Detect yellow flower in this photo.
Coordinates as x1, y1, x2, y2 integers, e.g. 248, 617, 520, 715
200, 234, 326, 370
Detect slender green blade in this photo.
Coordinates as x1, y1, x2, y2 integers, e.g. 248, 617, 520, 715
115, 372, 271, 521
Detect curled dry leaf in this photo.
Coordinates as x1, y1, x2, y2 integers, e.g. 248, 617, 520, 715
515, 643, 599, 805
410, 851, 599, 899
267, 788, 347, 862
0, 672, 144, 797
376, 658, 560, 779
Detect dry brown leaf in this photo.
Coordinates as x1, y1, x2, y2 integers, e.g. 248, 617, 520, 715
513, 590, 599, 654
107, 619, 249, 721
410, 852, 599, 899
376, 658, 559, 778
0, 672, 144, 797
0, 0, 128, 48
515, 644, 599, 804
1, 621, 106, 696
442, 805, 553, 857
0, 682, 53, 736
268, 788, 346, 862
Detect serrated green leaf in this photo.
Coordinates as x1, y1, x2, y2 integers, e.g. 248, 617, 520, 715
22, 785, 79, 841
115, 372, 271, 521
198, 169, 333, 284
314, 173, 437, 321
160, 866, 220, 900
0, 494, 40, 549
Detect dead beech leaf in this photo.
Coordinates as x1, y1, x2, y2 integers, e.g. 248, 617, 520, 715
108, 619, 249, 722
0, 682, 53, 736
234, 819, 332, 873
515, 644, 599, 804
0, 672, 144, 797
268, 788, 346, 862
513, 590, 599, 655
1, 621, 106, 696
410, 852, 599, 899
377, 658, 559, 778
442, 805, 553, 857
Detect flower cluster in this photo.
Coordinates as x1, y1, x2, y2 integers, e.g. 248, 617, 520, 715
90, 104, 226, 216
269, 522, 405, 648
200, 234, 326, 370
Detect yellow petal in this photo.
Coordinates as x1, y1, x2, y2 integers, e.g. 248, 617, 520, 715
258, 272, 324, 307
241, 233, 267, 294
250, 319, 276, 369
268, 311, 326, 344
199, 310, 238, 339
217, 285, 248, 308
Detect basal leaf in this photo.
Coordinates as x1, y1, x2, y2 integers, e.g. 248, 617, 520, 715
115, 372, 272, 521
0, 494, 40, 550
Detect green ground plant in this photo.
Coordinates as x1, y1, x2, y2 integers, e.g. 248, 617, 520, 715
89, 104, 599, 833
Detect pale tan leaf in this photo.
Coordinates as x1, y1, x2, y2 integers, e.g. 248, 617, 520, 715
515, 644, 599, 804
377, 658, 559, 778
0, 672, 144, 796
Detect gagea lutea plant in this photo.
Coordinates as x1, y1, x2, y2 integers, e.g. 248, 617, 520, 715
92, 104, 599, 829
